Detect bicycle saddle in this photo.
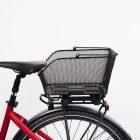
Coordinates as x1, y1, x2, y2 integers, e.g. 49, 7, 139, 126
0, 61, 47, 74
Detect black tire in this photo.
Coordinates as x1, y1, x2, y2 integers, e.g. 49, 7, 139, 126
14, 106, 132, 140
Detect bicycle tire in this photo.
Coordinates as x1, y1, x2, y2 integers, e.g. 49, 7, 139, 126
14, 105, 132, 140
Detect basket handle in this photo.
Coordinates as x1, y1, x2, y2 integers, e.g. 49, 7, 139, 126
73, 46, 108, 51
75, 53, 108, 58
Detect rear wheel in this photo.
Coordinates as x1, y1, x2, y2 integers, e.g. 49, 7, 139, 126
15, 106, 132, 140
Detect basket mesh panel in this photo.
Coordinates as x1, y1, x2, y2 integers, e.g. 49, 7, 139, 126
43, 58, 107, 84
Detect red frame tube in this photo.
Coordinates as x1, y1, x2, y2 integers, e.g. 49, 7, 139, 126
0, 106, 13, 140
37, 130, 53, 140
0, 105, 53, 140
9, 112, 40, 140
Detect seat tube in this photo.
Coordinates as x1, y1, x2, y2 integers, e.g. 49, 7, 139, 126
0, 73, 26, 140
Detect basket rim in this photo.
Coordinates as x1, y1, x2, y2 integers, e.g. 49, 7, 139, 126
45, 47, 118, 62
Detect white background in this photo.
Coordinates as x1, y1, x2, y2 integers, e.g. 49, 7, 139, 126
0, 0, 139, 139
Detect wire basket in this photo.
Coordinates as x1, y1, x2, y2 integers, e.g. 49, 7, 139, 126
39, 47, 117, 99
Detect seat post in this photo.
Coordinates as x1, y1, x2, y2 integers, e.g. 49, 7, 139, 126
6, 73, 26, 107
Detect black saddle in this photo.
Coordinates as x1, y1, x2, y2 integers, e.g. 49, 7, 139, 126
0, 61, 47, 74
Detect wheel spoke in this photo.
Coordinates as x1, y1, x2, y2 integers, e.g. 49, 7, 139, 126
62, 120, 65, 128
89, 125, 99, 140
106, 135, 113, 140
72, 120, 81, 140
64, 118, 70, 140
86, 124, 90, 140
69, 119, 72, 133
44, 127, 48, 134
93, 131, 106, 140
80, 122, 92, 140
53, 123, 63, 140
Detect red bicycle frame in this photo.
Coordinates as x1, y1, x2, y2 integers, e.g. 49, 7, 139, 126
0, 104, 53, 140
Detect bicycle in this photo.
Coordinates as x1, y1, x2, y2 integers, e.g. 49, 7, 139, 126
0, 47, 132, 140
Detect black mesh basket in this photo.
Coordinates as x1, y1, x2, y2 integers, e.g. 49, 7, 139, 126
39, 47, 117, 104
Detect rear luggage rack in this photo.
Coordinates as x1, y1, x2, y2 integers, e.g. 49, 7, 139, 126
39, 47, 117, 106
